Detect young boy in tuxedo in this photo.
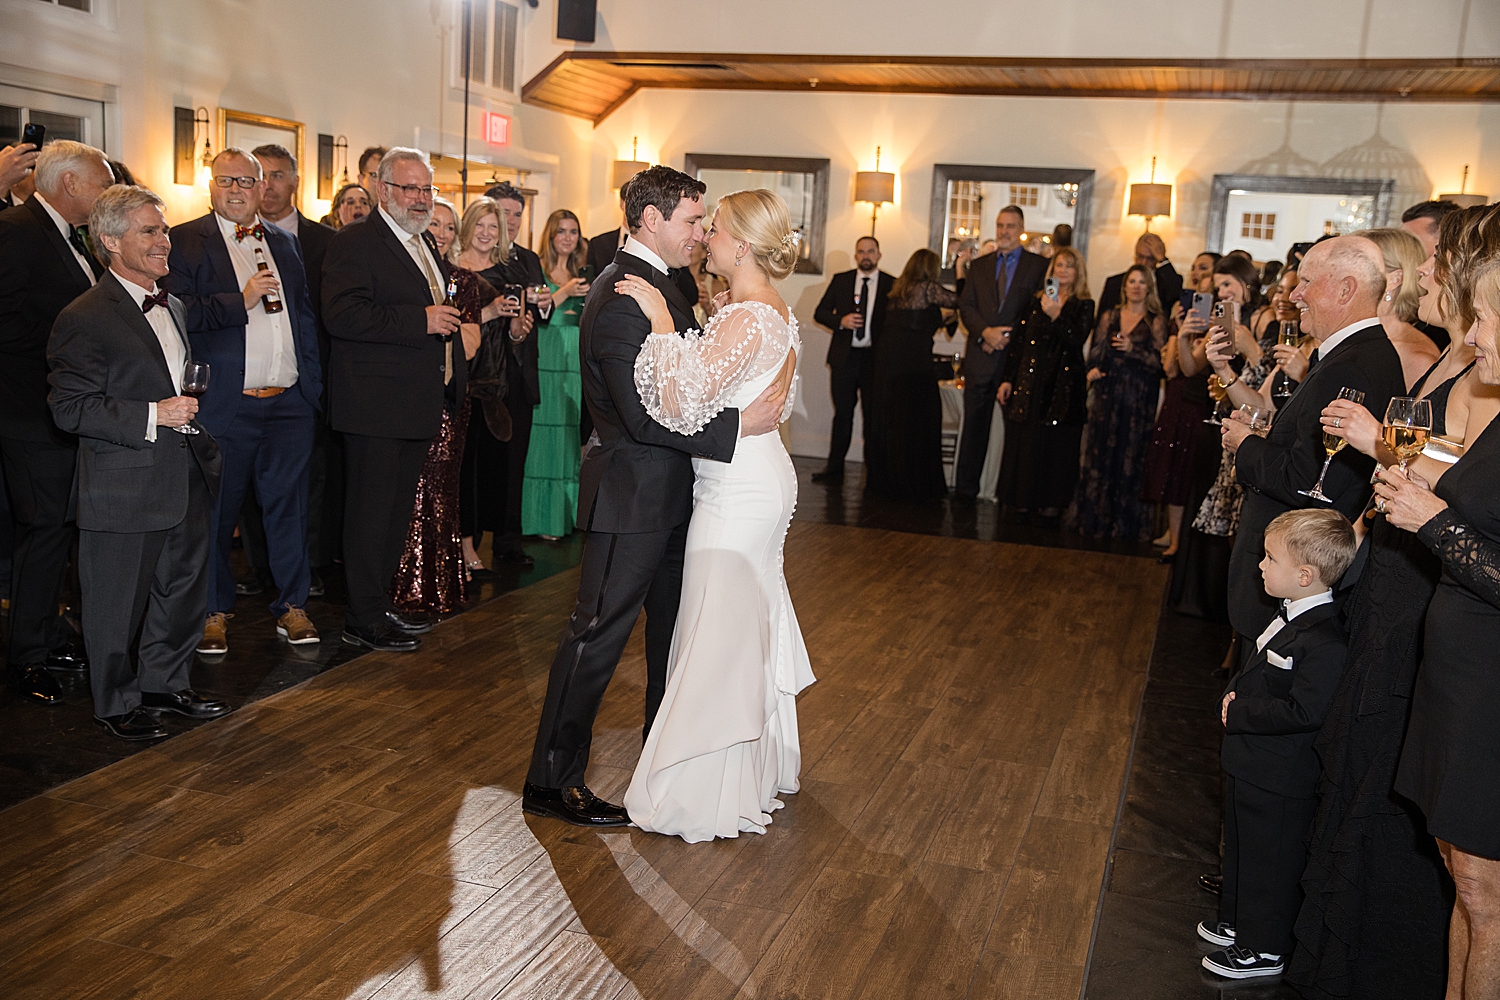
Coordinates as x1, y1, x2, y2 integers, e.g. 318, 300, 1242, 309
1199, 508, 1356, 980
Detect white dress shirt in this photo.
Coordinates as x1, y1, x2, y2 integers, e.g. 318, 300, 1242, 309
380, 206, 444, 303
623, 234, 668, 276
851, 269, 877, 348
263, 209, 299, 238
1254, 590, 1335, 652
216, 214, 298, 389
33, 192, 96, 286
115, 269, 186, 442
1313, 317, 1378, 364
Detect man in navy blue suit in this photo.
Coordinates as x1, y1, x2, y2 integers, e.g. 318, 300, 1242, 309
165, 148, 322, 654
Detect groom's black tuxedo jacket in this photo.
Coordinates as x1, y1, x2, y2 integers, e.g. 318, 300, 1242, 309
1221, 601, 1346, 798
577, 249, 739, 534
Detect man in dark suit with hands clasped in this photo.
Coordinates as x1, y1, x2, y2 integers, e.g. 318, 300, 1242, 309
954, 205, 1048, 499
812, 236, 894, 482
524, 166, 785, 827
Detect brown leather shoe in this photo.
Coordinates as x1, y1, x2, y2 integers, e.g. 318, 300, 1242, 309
276, 606, 320, 645
197, 612, 230, 654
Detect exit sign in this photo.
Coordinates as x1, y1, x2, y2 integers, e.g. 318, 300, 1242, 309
483, 112, 510, 147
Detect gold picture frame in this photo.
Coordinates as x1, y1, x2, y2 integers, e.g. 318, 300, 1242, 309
217, 108, 307, 211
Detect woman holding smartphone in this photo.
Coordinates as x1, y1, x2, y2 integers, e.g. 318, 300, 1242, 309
521, 209, 591, 540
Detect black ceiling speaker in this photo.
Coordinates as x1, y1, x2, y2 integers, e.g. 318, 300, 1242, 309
558, 0, 596, 42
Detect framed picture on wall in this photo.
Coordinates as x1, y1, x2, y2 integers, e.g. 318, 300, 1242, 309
217, 108, 305, 210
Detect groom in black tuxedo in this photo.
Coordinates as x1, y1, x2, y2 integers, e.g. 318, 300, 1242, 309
524, 166, 784, 827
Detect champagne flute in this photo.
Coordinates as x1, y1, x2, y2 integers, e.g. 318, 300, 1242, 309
1270, 321, 1299, 408
178, 361, 209, 435
1204, 373, 1229, 425
1299, 387, 1365, 501
1382, 396, 1433, 473
949, 356, 962, 382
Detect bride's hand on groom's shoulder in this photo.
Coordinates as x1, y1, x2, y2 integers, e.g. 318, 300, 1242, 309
615, 275, 675, 333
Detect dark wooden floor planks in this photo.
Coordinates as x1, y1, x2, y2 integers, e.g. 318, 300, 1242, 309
0, 522, 1166, 1000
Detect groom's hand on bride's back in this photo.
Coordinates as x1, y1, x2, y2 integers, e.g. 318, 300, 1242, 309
740, 381, 785, 437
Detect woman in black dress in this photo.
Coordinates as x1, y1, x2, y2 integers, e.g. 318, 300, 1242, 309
864, 248, 955, 500
1377, 228, 1500, 1000
997, 247, 1096, 518
1073, 264, 1166, 540
1293, 208, 1500, 1000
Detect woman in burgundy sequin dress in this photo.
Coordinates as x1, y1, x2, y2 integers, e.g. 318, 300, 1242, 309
391, 199, 498, 614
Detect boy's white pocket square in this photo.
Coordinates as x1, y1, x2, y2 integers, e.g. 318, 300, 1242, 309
1267, 650, 1294, 670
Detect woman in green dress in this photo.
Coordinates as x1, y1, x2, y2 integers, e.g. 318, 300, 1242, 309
522, 210, 591, 539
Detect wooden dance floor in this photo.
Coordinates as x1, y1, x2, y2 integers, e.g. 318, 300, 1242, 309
0, 523, 1166, 1000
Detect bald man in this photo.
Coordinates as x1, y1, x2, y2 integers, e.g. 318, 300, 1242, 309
1208, 235, 1405, 644
1098, 233, 1183, 316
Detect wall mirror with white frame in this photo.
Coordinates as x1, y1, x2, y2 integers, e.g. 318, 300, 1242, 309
928, 164, 1095, 272
1207, 175, 1396, 262
683, 153, 830, 275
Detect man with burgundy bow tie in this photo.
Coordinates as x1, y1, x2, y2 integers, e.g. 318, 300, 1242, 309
165, 148, 322, 655
47, 185, 227, 739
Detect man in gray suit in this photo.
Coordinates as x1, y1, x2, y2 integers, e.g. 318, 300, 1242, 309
47, 185, 229, 740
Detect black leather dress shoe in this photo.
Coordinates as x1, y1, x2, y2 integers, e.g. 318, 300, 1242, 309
1200, 872, 1223, 895
96, 708, 169, 740
522, 782, 630, 827
44, 645, 88, 671
343, 624, 422, 651
235, 578, 265, 597
141, 689, 231, 719
9, 664, 63, 704
498, 549, 535, 567
811, 469, 843, 483
383, 609, 434, 635
308, 568, 325, 598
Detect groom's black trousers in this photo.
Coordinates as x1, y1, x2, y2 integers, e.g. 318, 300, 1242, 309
528, 521, 687, 788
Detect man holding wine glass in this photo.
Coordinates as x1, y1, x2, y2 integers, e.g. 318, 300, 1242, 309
1206, 235, 1406, 651
46, 184, 227, 739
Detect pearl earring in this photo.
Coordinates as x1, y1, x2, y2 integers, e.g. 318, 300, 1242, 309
1385, 292, 1392, 301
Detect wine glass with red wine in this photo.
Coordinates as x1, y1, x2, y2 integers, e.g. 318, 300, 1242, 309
179, 361, 208, 435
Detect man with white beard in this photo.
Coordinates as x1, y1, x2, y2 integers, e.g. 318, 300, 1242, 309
320, 147, 462, 651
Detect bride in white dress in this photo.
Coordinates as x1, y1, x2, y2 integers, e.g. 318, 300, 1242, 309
614, 189, 816, 843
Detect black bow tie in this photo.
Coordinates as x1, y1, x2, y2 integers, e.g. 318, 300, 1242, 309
1307, 348, 1320, 372
142, 288, 170, 313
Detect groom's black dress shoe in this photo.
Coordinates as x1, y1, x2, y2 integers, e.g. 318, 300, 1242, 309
522, 782, 630, 827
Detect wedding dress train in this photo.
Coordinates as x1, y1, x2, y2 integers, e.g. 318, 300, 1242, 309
622, 300, 816, 843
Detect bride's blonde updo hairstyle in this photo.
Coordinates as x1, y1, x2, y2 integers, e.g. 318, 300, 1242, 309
713, 188, 801, 280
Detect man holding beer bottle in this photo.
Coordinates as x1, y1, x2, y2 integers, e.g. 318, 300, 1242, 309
165, 147, 323, 654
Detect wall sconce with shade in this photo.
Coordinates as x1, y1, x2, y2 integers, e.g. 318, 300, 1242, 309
855, 146, 895, 237
1128, 156, 1172, 231
611, 136, 650, 190
1440, 165, 1489, 208
334, 135, 349, 186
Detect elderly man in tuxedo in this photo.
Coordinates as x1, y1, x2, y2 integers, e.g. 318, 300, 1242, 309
1211, 235, 1406, 653
954, 205, 1049, 499
323, 147, 462, 651
1098, 233, 1183, 317
253, 142, 339, 591
0, 139, 112, 704
166, 148, 322, 655
47, 184, 227, 739
811, 236, 895, 482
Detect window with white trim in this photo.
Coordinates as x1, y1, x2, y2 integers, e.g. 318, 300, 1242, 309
459, 0, 519, 96
1240, 212, 1276, 240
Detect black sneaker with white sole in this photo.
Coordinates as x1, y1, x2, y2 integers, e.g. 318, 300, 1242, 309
1196, 920, 1236, 946
1202, 945, 1284, 979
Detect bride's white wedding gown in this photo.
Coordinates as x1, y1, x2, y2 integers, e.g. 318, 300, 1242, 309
622, 299, 816, 844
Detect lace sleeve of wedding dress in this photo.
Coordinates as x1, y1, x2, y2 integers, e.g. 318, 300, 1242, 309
634, 300, 799, 435
1418, 507, 1500, 610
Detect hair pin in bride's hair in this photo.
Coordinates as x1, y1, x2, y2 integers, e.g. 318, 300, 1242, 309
779, 231, 801, 250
